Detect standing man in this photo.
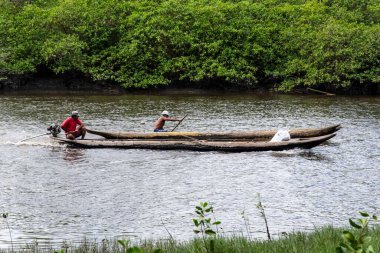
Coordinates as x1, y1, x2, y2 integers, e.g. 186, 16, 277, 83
61, 111, 86, 139
154, 110, 182, 132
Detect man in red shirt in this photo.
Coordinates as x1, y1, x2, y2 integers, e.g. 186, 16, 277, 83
61, 111, 86, 139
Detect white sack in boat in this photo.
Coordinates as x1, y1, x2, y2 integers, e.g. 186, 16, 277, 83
270, 130, 290, 142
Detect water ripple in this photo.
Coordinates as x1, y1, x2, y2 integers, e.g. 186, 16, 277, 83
0, 94, 379, 248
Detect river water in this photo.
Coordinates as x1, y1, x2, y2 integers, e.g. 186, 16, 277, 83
0, 92, 379, 248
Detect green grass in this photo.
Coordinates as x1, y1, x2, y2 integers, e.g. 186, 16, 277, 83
2, 226, 380, 253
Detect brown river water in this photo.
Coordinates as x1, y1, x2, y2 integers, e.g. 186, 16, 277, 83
0, 92, 379, 248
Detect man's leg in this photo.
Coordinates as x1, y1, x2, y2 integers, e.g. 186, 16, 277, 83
66, 133, 75, 140
80, 127, 86, 139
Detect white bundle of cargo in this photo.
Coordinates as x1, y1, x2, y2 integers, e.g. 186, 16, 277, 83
270, 130, 291, 142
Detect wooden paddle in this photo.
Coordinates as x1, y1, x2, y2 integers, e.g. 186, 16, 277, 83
171, 115, 188, 132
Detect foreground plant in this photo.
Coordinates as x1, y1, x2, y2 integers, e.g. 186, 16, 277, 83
257, 193, 271, 241
118, 239, 162, 253
1, 212, 13, 252
336, 211, 378, 253
193, 202, 221, 253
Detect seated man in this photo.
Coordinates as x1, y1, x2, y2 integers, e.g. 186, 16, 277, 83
154, 110, 181, 132
61, 111, 86, 139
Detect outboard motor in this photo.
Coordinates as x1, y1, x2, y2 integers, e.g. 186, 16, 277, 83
47, 122, 61, 137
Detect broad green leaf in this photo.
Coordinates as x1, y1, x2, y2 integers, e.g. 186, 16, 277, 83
372, 215, 378, 221
193, 230, 200, 234
205, 229, 216, 235
366, 245, 374, 253
342, 231, 356, 243
213, 221, 221, 225
358, 218, 368, 226
349, 219, 362, 229
359, 211, 369, 217
193, 219, 199, 226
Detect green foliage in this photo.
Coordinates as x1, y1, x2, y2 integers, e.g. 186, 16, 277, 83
0, 0, 379, 91
1, 227, 380, 253
193, 202, 221, 253
336, 211, 379, 253
118, 239, 163, 253
193, 202, 221, 236
41, 34, 87, 73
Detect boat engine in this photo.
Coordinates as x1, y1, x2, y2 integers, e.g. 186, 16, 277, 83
47, 122, 61, 137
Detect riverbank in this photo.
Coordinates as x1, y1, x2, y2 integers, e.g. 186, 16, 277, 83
1, 226, 380, 253
1, 73, 379, 96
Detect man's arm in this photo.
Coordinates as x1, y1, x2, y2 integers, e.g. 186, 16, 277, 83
61, 118, 69, 132
164, 117, 181, 122
76, 119, 86, 131
77, 118, 85, 127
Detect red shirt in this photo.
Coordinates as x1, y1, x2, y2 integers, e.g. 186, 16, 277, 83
61, 117, 83, 133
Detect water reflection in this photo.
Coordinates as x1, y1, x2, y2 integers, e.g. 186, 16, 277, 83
269, 150, 331, 161
298, 151, 332, 161
61, 147, 86, 163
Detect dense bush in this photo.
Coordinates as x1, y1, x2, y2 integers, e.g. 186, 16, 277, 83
0, 0, 379, 91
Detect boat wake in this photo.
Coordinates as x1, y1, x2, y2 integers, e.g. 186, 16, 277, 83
3, 140, 61, 147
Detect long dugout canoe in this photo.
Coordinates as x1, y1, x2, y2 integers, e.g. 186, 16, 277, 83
51, 133, 336, 152
86, 124, 341, 141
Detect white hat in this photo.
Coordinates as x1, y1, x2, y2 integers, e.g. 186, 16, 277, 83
71, 111, 80, 117
161, 110, 170, 116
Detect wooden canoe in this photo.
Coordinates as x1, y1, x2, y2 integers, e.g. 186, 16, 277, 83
51, 133, 336, 152
86, 124, 341, 141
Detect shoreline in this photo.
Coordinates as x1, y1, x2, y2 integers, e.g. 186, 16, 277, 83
0, 226, 379, 252
1, 74, 379, 96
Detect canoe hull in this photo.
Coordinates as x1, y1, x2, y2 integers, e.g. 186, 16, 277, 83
87, 124, 341, 140
51, 133, 336, 152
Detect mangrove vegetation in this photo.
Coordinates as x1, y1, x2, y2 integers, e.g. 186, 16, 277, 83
0, 0, 379, 93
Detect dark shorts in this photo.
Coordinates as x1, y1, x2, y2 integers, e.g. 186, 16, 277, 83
154, 129, 168, 132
